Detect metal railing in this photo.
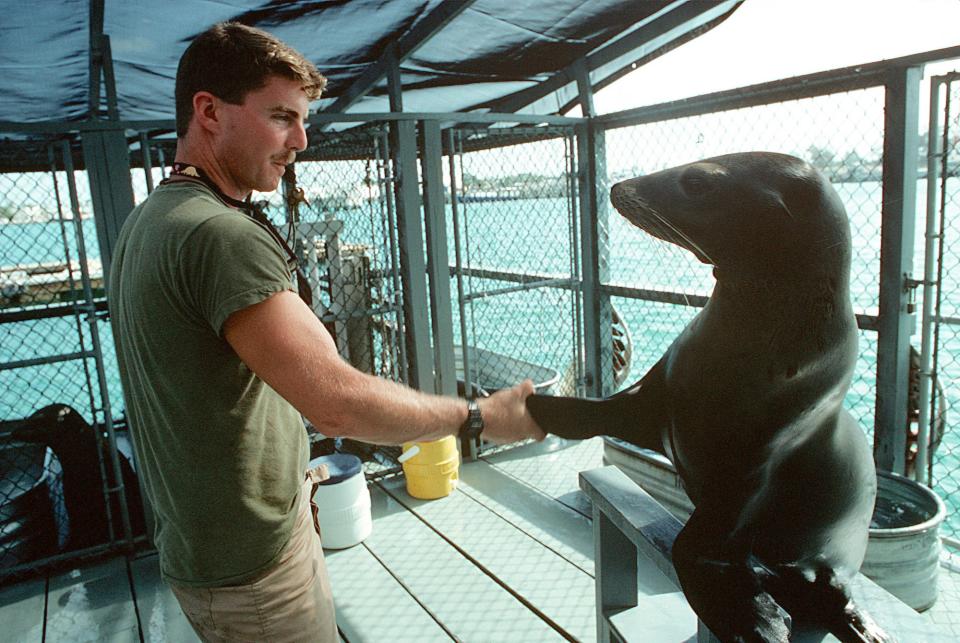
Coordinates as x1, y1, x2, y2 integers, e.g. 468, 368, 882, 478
920, 72, 960, 541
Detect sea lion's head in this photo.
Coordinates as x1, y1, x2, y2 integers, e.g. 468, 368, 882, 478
610, 152, 850, 281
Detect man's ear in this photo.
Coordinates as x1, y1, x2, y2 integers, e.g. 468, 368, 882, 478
192, 91, 221, 134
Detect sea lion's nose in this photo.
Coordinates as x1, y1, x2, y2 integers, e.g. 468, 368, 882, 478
610, 181, 634, 204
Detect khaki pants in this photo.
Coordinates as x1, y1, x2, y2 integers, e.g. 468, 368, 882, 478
170, 469, 337, 642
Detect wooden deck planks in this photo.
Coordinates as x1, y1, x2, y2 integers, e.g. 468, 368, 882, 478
6, 432, 957, 642
44, 557, 140, 642
325, 538, 453, 642
377, 474, 596, 641
128, 554, 200, 643
481, 437, 604, 517
481, 437, 677, 598
457, 458, 596, 575
0, 574, 46, 642
356, 483, 567, 641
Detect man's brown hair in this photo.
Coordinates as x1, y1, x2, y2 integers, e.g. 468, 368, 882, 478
175, 22, 326, 136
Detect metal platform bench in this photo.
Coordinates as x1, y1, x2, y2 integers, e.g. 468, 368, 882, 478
579, 465, 948, 643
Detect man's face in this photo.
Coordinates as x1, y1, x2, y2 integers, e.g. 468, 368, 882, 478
215, 75, 309, 197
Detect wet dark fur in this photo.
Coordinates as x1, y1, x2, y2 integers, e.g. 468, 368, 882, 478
527, 153, 890, 642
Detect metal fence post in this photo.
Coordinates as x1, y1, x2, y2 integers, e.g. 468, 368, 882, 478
386, 52, 434, 391
574, 60, 613, 397
420, 120, 458, 397
60, 139, 134, 548
874, 65, 922, 474
81, 127, 135, 280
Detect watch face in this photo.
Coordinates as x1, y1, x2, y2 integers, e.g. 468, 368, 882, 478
461, 401, 483, 440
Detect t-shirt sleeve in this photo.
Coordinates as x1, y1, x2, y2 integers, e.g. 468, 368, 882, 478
176, 213, 295, 335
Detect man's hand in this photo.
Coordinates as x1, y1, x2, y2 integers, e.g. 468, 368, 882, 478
477, 379, 546, 444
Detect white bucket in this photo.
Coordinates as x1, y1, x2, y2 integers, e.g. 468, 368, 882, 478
309, 454, 372, 549
861, 470, 947, 611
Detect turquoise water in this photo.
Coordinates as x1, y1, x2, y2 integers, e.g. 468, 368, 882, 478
2, 180, 959, 539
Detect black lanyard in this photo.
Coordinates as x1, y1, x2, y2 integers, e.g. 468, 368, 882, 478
160, 163, 313, 307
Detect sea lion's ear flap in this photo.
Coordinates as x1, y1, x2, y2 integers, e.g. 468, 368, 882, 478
776, 173, 820, 221
772, 193, 797, 221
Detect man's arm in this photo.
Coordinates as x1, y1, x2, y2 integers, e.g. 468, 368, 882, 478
223, 290, 544, 445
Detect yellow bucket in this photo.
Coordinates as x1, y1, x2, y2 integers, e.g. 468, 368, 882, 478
400, 436, 460, 499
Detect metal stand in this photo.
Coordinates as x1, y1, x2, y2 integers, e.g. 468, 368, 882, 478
580, 465, 945, 643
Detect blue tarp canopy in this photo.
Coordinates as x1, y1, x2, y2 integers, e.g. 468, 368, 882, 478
0, 0, 742, 127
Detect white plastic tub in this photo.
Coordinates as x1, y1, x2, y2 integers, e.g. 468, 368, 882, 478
309, 454, 372, 549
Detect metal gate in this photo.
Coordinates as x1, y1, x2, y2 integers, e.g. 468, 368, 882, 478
918, 72, 960, 543
0, 138, 135, 581
448, 125, 587, 453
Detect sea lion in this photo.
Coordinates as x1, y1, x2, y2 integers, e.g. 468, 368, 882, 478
527, 152, 890, 642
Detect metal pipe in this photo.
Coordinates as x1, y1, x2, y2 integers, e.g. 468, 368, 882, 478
453, 266, 572, 286
61, 140, 134, 547
447, 129, 474, 398
140, 132, 154, 193
0, 300, 109, 325
461, 278, 577, 303
943, 535, 960, 553
0, 351, 96, 371
371, 128, 400, 381
935, 314, 960, 326
378, 128, 407, 383
319, 303, 402, 324
51, 146, 102, 442
459, 137, 482, 401
915, 77, 944, 484
0, 540, 117, 583
927, 77, 955, 485
566, 133, 585, 395
55, 140, 120, 548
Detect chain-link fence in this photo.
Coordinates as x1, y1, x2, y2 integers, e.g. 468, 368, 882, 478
0, 136, 138, 582
925, 72, 960, 542
286, 125, 409, 474
450, 126, 582, 411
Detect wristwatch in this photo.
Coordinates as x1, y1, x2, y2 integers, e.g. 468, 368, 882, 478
458, 399, 484, 440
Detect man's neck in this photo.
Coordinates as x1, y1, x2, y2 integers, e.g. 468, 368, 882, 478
173, 138, 249, 201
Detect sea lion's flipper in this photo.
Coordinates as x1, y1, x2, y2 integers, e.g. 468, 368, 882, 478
672, 509, 791, 642
525, 358, 668, 452
766, 565, 895, 643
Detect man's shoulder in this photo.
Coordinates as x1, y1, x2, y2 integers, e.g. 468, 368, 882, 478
141, 182, 262, 238
148, 181, 235, 220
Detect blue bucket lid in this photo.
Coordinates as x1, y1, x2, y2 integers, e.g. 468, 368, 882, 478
309, 453, 363, 485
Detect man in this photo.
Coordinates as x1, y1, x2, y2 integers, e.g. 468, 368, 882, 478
108, 22, 544, 643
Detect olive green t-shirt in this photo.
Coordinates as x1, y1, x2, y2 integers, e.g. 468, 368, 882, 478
108, 181, 309, 587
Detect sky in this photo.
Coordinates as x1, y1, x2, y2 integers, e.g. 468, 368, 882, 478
594, 0, 960, 115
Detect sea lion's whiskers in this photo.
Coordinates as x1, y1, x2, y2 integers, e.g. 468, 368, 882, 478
647, 206, 716, 265
635, 215, 698, 309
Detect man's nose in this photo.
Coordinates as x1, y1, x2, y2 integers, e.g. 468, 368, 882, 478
289, 122, 307, 152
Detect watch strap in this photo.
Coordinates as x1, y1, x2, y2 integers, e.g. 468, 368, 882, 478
458, 399, 484, 440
